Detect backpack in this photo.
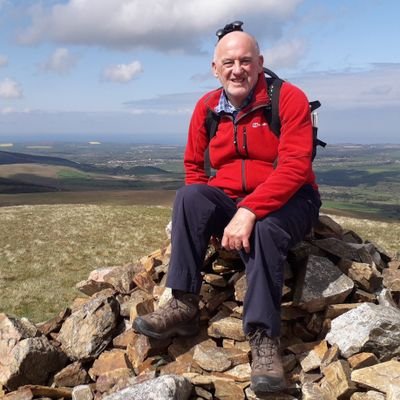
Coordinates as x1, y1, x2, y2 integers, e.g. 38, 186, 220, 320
204, 67, 326, 176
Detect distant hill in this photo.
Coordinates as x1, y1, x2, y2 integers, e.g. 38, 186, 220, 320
0, 149, 178, 195
0, 150, 169, 176
0, 150, 84, 168
0, 177, 59, 194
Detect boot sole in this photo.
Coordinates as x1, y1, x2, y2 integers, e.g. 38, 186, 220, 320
251, 376, 287, 395
133, 316, 200, 340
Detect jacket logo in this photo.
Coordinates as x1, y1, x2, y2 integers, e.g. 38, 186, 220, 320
252, 122, 268, 128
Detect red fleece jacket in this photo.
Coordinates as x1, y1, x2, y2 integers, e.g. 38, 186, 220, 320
184, 73, 319, 219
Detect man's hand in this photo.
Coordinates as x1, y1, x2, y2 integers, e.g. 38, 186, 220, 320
221, 207, 256, 254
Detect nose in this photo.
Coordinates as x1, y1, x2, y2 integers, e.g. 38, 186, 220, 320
232, 61, 243, 75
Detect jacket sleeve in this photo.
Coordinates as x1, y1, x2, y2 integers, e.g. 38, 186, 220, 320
237, 82, 314, 219
184, 97, 211, 185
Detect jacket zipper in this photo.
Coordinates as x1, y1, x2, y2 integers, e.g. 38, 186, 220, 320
243, 127, 249, 157
233, 124, 241, 156
233, 105, 269, 193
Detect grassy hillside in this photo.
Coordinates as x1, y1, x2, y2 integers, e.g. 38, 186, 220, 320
0, 204, 172, 322
0, 163, 182, 193
0, 202, 398, 323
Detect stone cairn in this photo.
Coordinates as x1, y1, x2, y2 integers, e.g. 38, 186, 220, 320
1, 215, 400, 400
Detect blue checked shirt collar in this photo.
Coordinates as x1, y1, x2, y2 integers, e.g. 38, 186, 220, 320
214, 89, 254, 120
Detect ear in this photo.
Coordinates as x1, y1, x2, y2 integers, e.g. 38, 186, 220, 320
257, 55, 264, 73
212, 61, 218, 78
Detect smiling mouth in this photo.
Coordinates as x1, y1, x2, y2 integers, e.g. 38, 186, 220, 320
231, 78, 245, 85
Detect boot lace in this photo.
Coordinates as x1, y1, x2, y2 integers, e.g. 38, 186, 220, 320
249, 329, 277, 371
146, 297, 193, 328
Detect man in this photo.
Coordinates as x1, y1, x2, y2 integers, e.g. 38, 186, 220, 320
133, 22, 321, 395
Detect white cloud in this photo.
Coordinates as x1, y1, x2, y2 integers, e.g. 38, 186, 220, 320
124, 91, 201, 115
103, 61, 143, 83
0, 107, 15, 114
263, 39, 306, 69
0, 54, 8, 67
295, 63, 400, 109
0, 78, 23, 99
18, 0, 302, 51
42, 47, 77, 73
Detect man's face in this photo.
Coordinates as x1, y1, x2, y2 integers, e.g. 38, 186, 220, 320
212, 32, 264, 108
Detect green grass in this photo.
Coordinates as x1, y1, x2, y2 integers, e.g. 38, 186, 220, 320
0, 204, 171, 322
57, 169, 91, 180
321, 200, 382, 215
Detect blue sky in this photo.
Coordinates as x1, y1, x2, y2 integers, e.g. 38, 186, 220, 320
0, 0, 399, 144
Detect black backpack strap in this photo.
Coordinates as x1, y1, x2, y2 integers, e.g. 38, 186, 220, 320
310, 100, 321, 112
204, 109, 220, 177
264, 76, 283, 139
205, 109, 220, 141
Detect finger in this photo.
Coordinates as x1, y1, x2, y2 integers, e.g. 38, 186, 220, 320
242, 238, 251, 253
221, 234, 229, 250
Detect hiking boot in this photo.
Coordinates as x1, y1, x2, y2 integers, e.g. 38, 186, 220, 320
248, 329, 286, 394
132, 290, 200, 340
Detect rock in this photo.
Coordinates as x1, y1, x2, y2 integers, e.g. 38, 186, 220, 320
233, 273, 247, 302
245, 386, 297, 399
76, 267, 115, 296
21, 385, 72, 398
192, 340, 232, 372
118, 289, 153, 318
301, 382, 324, 400
36, 308, 71, 336
103, 264, 138, 294
213, 378, 245, 400
72, 384, 93, 400
53, 361, 89, 387
299, 340, 328, 373
377, 288, 399, 309
338, 260, 382, 292
101, 374, 192, 400
89, 349, 130, 379
350, 391, 385, 400
293, 255, 354, 312
95, 368, 134, 394
347, 353, 379, 370
208, 311, 245, 341
351, 360, 400, 394
132, 270, 156, 294
382, 269, 400, 291
1, 388, 33, 399
326, 302, 400, 359
0, 314, 39, 348
324, 303, 360, 319
222, 363, 251, 382
203, 273, 228, 288
319, 360, 356, 399
0, 335, 67, 391
126, 334, 170, 370
57, 294, 120, 361
387, 384, 400, 400
312, 237, 362, 261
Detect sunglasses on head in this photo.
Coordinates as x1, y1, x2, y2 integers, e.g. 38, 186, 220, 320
216, 20, 244, 41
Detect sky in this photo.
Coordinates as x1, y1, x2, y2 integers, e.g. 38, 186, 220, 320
0, 0, 399, 145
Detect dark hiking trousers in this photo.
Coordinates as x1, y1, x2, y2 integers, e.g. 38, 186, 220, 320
166, 183, 321, 337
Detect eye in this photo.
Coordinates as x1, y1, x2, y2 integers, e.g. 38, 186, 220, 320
241, 58, 252, 66
222, 60, 234, 67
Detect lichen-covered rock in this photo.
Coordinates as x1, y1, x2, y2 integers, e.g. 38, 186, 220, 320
101, 374, 192, 400
326, 302, 400, 359
57, 294, 120, 361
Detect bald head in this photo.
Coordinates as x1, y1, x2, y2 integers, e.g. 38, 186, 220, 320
214, 31, 261, 62
212, 31, 264, 108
